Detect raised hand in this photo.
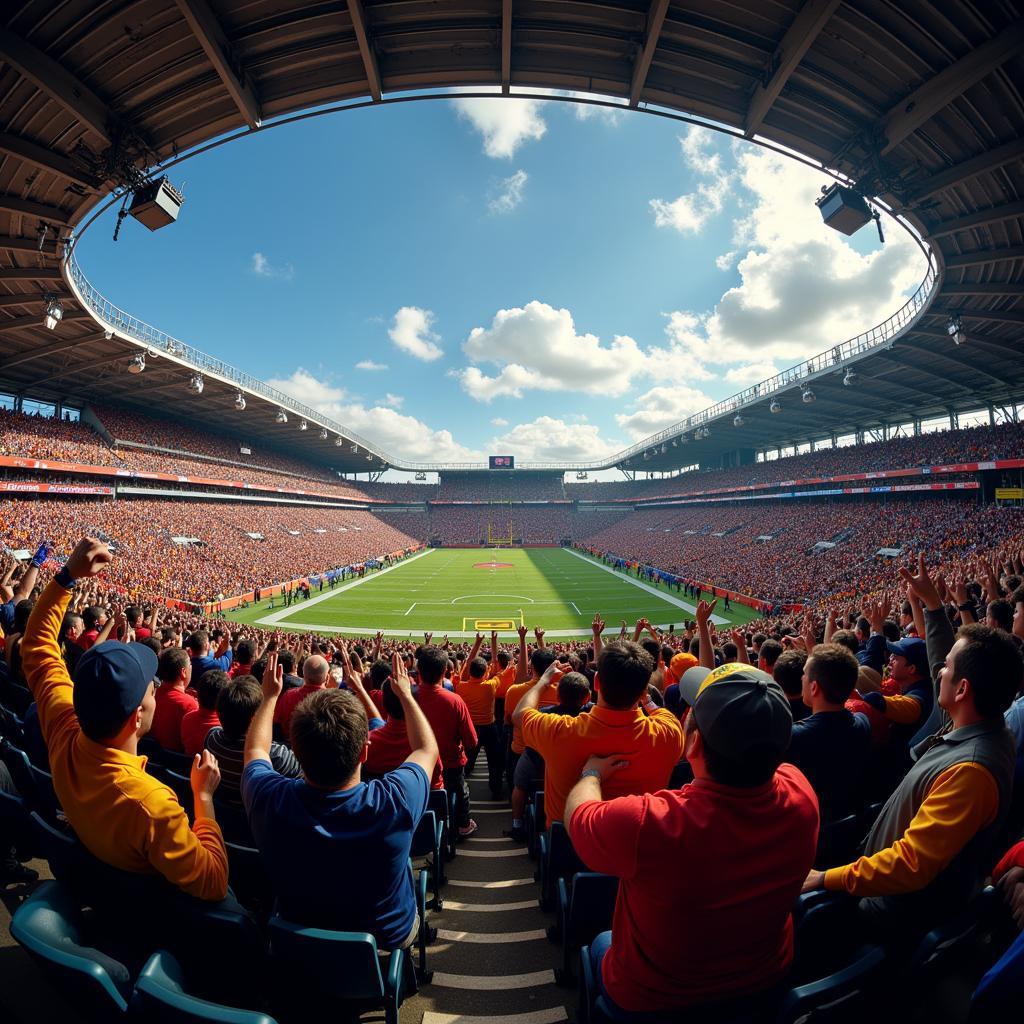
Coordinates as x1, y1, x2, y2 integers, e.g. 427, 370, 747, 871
64, 537, 113, 580
191, 749, 221, 800
424, 632, 433, 645
591, 613, 605, 635
695, 598, 717, 630
262, 651, 284, 701
898, 553, 942, 612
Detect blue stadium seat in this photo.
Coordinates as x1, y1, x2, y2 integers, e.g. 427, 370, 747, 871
0, 784, 38, 860
224, 839, 273, 919
132, 950, 278, 1024
0, 700, 26, 746
777, 944, 888, 1023
526, 789, 545, 859
970, 925, 1024, 1021
427, 786, 456, 860
791, 891, 861, 985
555, 872, 619, 984
538, 820, 587, 911
410, 809, 444, 908
268, 916, 415, 1024
814, 813, 862, 870
904, 886, 997, 981
413, 863, 435, 983
29, 810, 85, 884
10, 881, 132, 1020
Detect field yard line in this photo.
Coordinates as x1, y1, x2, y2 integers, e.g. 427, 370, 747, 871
562, 547, 729, 625
256, 548, 435, 627
569, 601, 580, 615
405, 602, 417, 616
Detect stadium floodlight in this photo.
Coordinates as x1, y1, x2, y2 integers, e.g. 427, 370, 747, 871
733, 414, 744, 427
103, 329, 114, 340
319, 428, 329, 440
299, 419, 308, 431
335, 436, 344, 446
187, 373, 204, 394
43, 294, 63, 330
350, 444, 359, 453
127, 353, 145, 374
643, 450, 650, 459
234, 393, 246, 410
679, 433, 688, 443
801, 386, 815, 404
276, 409, 288, 424
671, 438, 678, 447
660, 443, 667, 454
947, 315, 966, 346
770, 398, 782, 414
366, 453, 373, 461
842, 368, 857, 387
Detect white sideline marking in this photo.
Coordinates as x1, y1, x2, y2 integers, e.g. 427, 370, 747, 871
447, 878, 534, 889
435, 928, 546, 944
432, 970, 555, 990
451, 594, 536, 604
563, 547, 729, 624
569, 601, 580, 615
456, 847, 529, 858
422, 1009, 567, 1024
405, 602, 417, 615
256, 548, 435, 626
441, 899, 537, 912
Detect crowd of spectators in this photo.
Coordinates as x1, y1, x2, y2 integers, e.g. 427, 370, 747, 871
566, 421, 1024, 501
428, 505, 571, 545
436, 471, 566, 502
575, 497, 1024, 607
0, 499, 421, 604
3, 527, 1024, 1021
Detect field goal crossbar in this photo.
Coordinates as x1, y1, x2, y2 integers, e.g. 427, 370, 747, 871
462, 610, 524, 631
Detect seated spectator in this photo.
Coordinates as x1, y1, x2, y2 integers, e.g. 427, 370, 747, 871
515, 638, 685, 827
151, 647, 198, 752
21, 536, 228, 900
205, 675, 300, 805
504, 628, 562, 784
243, 652, 437, 948
787, 644, 871, 823
861, 635, 935, 757
59, 611, 85, 677
758, 637, 784, 676
566, 661, 818, 1013
803, 555, 1022, 937
273, 653, 333, 743
230, 639, 256, 678
507, 671, 592, 840
365, 679, 444, 789
773, 648, 810, 722
181, 669, 228, 758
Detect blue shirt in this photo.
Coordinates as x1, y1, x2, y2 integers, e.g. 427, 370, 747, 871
191, 650, 233, 678
242, 759, 429, 947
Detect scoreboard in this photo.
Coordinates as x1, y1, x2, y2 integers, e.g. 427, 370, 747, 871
489, 455, 515, 470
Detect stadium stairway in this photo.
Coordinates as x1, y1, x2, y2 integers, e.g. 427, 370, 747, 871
405, 754, 573, 1024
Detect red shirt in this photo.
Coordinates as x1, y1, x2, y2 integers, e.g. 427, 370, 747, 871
415, 684, 477, 770
229, 662, 253, 679
366, 718, 444, 789
273, 683, 322, 743
76, 629, 100, 651
150, 685, 199, 752
180, 707, 221, 758
135, 626, 152, 641
568, 765, 819, 1012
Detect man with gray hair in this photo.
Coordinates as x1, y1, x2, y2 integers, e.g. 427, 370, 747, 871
273, 655, 332, 743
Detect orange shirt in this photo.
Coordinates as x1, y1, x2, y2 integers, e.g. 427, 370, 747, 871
505, 680, 560, 754
455, 675, 499, 726
493, 663, 517, 698
21, 581, 228, 901
521, 704, 686, 825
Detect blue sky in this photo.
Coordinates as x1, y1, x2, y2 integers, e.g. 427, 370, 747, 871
76, 93, 927, 470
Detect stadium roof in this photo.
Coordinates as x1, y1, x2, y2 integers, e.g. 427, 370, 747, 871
0, 1, 1021, 474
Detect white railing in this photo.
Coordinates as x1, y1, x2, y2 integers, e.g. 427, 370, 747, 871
64, 250, 939, 473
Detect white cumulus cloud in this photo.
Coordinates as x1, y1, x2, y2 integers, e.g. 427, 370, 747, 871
490, 417, 509, 427
356, 359, 388, 371
649, 126, 733, 235
452, 96, 547, 159
388, 307, 443, 362
250, 251, 294, 280
490, 416, 623, 463
489, 169, 528, 214
615, 384, 715, 440
383, 393, 404, 409
265, 368, 483, 463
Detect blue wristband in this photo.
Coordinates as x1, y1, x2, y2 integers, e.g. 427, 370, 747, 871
55, 566, 76, 590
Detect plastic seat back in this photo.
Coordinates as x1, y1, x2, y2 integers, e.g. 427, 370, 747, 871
814, 813, 862, 869
971, 925, 1024, 1021
133, 950, 278, 1024
268, 915, 408, 1020
0, 784, 37, 859
10, 881, 132, 1019
778, 944, 887, 1024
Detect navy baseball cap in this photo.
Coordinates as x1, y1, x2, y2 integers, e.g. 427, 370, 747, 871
885, 637, 929, 676
73, 640, 158, 742
679, 662, 793, 761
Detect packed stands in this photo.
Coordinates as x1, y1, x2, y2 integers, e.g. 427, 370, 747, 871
428, 504, 571, 545
438, 470, 565, 501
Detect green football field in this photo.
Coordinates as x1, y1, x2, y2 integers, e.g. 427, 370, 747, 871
227, 547, 760, 639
